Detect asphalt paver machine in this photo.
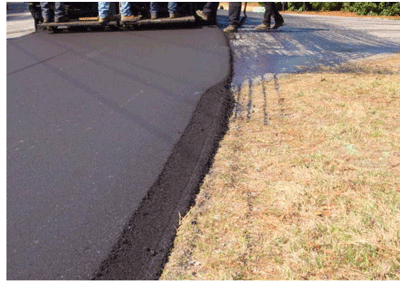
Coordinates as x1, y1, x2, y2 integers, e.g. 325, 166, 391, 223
28, 2, 208, 32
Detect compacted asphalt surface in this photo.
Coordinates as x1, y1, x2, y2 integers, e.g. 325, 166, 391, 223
7, 4, 400, 280
7, 13, 231, 280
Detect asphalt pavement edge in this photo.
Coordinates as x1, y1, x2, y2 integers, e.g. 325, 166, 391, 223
92, 28, 234, 280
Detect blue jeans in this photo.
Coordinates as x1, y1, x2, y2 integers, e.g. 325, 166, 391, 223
150, 2, 178, 16
98, 2, 132, 18
40, 2, 65, 21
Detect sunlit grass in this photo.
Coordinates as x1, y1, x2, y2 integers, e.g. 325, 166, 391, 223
161, 54, 400, 280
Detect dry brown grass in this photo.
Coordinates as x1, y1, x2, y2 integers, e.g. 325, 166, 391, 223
161, 54, 400, 280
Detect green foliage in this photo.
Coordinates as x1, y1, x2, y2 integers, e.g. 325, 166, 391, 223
342, 2, 379, 15
342, 2, 400, 16
286, 2, 307, 12
310, 2, 342, 11
281, 2, 400, 16
378, 2, 400, 16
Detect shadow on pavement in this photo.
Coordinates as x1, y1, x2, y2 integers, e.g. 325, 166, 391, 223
7, 25, 232, 280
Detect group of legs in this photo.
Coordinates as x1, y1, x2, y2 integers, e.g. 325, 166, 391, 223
150, 2, 178, 19
40, 2, 284, 32
40, 2, 178, 24
196, 2, 284, 32
100, 2, 179, 23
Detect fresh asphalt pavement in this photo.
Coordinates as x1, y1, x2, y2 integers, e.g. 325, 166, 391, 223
7, 5, 231, 279
7, 4, 400, 280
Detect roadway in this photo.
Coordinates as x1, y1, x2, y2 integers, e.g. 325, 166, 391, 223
216, 10, 400, 87
7, 4, 400, 280
7, 5, 231, 280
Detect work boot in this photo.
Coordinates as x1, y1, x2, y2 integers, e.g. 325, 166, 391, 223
99, 16, 111, 24
151, 14, 157, 19
223, 25, 238, 33
272, 20, 284, 29
196, 10, 209, 21
55, 16, 68, 23
121, 15, 142, 22
169, 13, 177, 19
255, 23, 271, 31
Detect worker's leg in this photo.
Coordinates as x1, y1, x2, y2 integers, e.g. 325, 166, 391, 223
98, 2, 110, 19
40, 2, 52, 22
168, 2, 178, 17
54, 2, 65, 22
228, 2, 241, 27
150, 2, 159, 18
120, 2, 132, 17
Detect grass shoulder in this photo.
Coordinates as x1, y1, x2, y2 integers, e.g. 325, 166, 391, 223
161, 53, 400, 280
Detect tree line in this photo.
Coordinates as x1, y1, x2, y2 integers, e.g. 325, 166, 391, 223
273, 2, 400, 16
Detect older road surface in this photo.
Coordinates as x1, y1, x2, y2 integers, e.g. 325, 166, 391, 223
216, 10, 400, 87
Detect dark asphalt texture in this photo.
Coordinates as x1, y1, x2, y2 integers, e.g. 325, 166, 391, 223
7, 26, 232, 279
9, 7, 400, 280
